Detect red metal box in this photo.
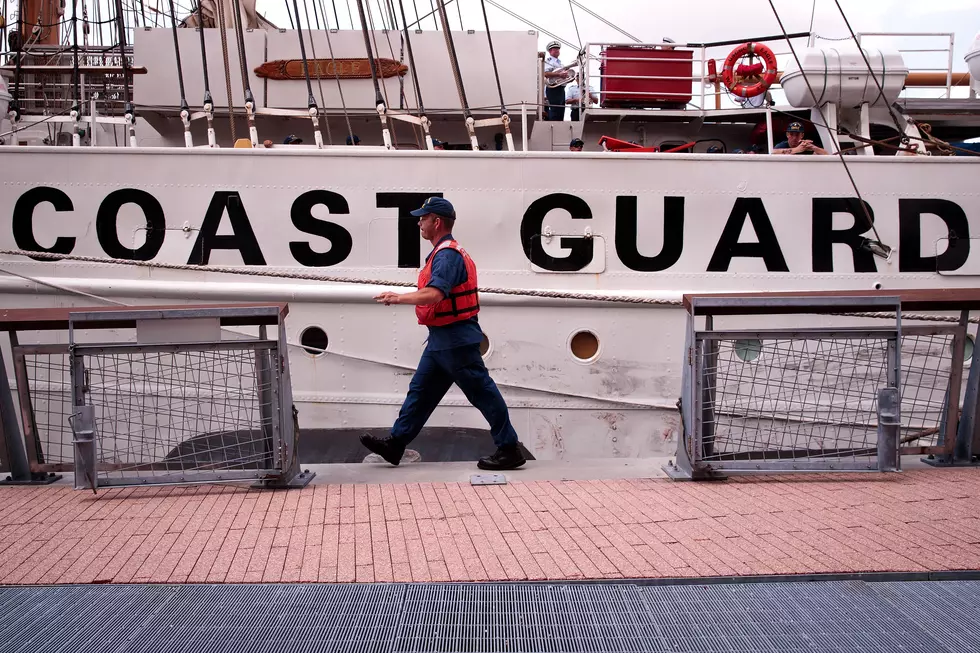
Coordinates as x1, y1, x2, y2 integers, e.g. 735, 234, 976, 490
599, 46, 693, 109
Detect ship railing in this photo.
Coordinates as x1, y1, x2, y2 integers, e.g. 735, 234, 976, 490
665, 290, 980, 481
0, 46, 136, 118
849, 32, 965, 99
579, 31, 972, 118
0, 304, 314, 490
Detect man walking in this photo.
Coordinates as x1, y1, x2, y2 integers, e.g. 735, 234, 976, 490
364, 197, 526, 471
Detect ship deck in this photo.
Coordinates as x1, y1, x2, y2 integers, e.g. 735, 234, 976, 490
2, 460, 980, 651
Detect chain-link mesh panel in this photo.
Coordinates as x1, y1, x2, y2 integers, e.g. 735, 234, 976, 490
696, 330, 899, 471
74, 342, 282, 485
15, 348, 73, 468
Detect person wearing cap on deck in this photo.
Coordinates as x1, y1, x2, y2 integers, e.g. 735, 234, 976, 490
346, 134, 360, 145
283, 134, 303, 145
543, 40, 569, 121
432, 139, 445, 150
364, 197, 527, 471
773, 122, 827, 155
569, 138, 584, 152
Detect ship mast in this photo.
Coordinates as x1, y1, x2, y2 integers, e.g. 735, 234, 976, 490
19, 0, 60, 46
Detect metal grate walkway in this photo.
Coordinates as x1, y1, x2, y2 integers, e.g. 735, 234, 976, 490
1, 579, 979, 652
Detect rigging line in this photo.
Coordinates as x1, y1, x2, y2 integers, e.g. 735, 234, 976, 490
318, 0, 330, 29
479, 0, 506, 113
166, 0, 189, 116
302, 0, 332, 144
229, 0, 252, 97
70, 0, 82, 122
290, 0, 316, 111
321, 19, 356, 142
766, 0, 888, 255
397, 0, 425, 112
437, 0, 478, 149
808, 0, 817, 37
330, 0, 340, 28
397, 0, 426, 148
214, 0, 237, 141
283, 0, 294, 28
366, 0, 398, 145
344, 0, 353, 29
379, 1, 408, 113
568, 0, 581, 49
569, 1, 639, 44
403, 0, 457, 30
831, 0, 909, 139
111, 0, 134, 116
353, 0, 385, 108
193, 0, 213, 104
409, 0, 421, 31
482, 0, 575, 50
454, 0, 461, 30
309, 0, 321, 28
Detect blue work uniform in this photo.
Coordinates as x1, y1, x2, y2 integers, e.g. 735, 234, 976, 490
389, 234, 519, 448
544, 54, 567, 121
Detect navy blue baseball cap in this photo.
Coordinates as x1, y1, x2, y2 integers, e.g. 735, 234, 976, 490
283, 134, 303, 144
786, 121, 805, 133
410, 197, 456, 219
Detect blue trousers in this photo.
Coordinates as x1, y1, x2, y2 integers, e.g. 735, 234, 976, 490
390, 343, 519, 448
545, 85, 566, 121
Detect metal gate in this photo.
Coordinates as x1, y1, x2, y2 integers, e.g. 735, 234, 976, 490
64, 306, 311, 490
666, 294, 904, 479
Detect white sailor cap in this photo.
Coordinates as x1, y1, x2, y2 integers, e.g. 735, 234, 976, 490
546, 41, 561, 51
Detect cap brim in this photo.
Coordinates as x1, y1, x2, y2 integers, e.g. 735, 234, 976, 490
410, 208, 431, 217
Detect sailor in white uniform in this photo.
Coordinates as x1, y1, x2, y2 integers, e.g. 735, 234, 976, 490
543, 41, 569, 121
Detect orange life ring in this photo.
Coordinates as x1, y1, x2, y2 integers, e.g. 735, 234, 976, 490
721, 42, 778, 99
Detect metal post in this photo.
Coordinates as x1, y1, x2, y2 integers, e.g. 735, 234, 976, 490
259, 318, 314, 488
0, 335, 60, 485
521, 101, 528, 151
951, 320, 980, 465
0, 345, 31, 482
70, 404, 98, 493
765, 105, 774, 153
876, 386, 901, 472
699, 46, 706, 110
701, 314, 717, 458
946, 34, 954, 99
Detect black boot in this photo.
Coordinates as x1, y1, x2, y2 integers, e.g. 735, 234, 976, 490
360, 434, 407, 466
478, 444, 526, 471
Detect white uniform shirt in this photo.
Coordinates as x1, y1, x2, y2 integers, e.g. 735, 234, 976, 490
544, 55, 563, 74
565, 83, 597, 105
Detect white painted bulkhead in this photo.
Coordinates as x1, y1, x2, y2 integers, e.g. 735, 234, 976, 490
2, 147, 978, 460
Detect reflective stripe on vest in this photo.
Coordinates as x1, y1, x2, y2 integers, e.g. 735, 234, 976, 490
416, 239, 480, 327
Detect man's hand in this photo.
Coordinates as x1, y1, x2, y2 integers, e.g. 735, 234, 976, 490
375, 291, 401, 306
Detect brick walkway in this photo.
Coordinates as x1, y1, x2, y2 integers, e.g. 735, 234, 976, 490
1, 469, 979, 586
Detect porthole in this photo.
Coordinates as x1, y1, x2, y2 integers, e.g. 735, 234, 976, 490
952, 334, 975, 363
733, 338, 762, 362
569, 330, 600, 362
300, 326, 329, 356
479, 334, 492, 359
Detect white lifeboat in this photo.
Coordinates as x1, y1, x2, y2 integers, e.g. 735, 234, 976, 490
780, 46, 908, 108
965, 32, 980, 84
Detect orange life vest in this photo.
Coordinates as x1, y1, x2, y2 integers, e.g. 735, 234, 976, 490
416, 239, 480, 326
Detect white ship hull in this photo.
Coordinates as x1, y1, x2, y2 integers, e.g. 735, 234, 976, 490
2, 147, 978, 460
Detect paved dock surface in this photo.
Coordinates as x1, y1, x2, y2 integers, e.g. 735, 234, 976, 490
1, 468, 979, 585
